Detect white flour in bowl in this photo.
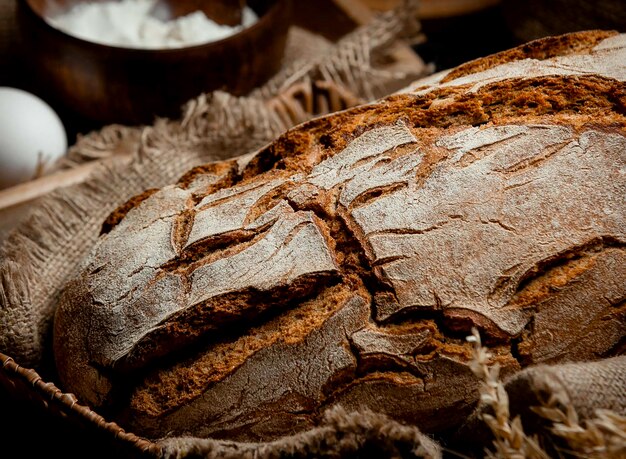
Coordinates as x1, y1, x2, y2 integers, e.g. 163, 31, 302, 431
46, 0, 258, 49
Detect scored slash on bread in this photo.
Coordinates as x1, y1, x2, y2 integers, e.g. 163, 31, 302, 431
54, 30, 626, 441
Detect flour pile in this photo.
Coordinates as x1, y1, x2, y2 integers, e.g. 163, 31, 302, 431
46, 0, 258, 49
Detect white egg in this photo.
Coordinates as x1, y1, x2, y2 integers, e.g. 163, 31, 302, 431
0, 87, 67, 189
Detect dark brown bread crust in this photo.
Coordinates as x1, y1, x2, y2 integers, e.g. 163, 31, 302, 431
441, 30, 618, 83
54, 31, 626, 442
101, 188, 159, 235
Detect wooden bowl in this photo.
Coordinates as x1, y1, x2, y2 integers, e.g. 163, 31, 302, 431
502, 0, 626, 43
358, 0, 501, 19
18, 0, 291, 125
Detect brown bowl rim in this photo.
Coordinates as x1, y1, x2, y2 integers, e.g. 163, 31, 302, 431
23, 0, 286, 55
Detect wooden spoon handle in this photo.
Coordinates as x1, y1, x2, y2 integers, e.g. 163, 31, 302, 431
0, 156, 131, 211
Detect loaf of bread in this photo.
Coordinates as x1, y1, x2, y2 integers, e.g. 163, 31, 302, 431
54, 30, 626, 441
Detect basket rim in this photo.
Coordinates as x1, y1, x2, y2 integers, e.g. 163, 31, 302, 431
0, 351, 161, 456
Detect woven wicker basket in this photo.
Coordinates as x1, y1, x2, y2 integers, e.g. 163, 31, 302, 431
0, 352, 161, 457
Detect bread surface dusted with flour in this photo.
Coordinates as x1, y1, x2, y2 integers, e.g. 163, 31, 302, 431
54, 31, 626, 441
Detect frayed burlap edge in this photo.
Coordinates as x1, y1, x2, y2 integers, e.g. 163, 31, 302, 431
0, 0, 429, 370
158, 407, 442, 459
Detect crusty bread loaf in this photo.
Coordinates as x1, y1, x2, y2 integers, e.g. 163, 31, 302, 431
54, 30, 626, 441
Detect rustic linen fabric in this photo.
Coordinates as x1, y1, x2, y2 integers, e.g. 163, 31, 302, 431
455, 356, 626, 456
159, 407, 442, 459
507, 356, 626, 420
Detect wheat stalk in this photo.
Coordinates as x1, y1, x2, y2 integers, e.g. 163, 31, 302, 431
467, 329, 626, 459
466, 328, 549, 459
531, 377, 626, 459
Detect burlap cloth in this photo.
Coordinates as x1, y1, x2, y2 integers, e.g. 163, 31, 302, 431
452, 356, 626, 457
0, 1, 624, 457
